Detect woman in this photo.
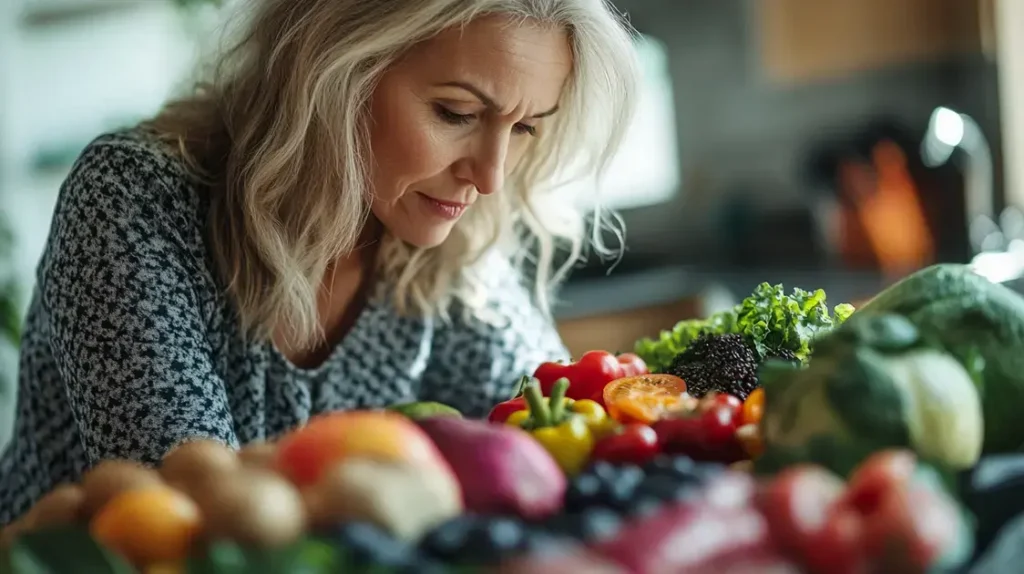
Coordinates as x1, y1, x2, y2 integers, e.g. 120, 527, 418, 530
0, 0, 637, 524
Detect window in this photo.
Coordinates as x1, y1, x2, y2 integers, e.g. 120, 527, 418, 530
562, 34, 682, 212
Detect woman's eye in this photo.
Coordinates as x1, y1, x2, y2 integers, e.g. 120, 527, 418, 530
513, 123, 537, 137
434, 105, 473, 125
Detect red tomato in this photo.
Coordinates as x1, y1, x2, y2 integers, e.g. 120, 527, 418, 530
843, 450, 917, 514
615, 353, 648, 377
701, 404, 739, 446
712, 392, 744, 411
590, 424, 661, 465
803, 508, 869, 574
860, 485, 960, 572
754, 466, 846, 560
652, 417, 704, 453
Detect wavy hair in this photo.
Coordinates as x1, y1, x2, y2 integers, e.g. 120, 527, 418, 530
146, 0, 639, 348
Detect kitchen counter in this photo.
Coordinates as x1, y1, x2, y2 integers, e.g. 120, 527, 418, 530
554, 265, 894, 320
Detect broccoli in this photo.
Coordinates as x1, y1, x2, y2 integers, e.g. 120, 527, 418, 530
666, 333, 760, 400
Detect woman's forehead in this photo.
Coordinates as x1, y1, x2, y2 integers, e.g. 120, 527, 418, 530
398, 15, 572, 114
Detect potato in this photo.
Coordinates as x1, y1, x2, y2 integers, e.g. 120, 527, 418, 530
194, 469, 305, 548
304, 458, 462, 541
26, 484, 85, 530
238, 441, 277, 470
0, 519, 25, 548
160, 440, 239, 493
80, 461, 162, 520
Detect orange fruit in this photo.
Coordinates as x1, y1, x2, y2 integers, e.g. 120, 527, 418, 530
90, 486, 201, 566
274, 411, 446, 487
603, 374, 689, 424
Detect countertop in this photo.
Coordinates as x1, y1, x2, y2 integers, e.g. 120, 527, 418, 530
553, 265, 894, 320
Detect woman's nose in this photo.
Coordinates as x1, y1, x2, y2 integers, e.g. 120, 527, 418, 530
462, 134, 509, 196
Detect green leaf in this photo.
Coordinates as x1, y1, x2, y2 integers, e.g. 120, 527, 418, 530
826, 347, 910, 447
1, 527, 133, 574
187, 538, 342, 574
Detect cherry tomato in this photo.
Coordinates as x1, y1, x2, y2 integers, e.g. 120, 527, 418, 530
616, 353, 648, 377
754, 465, 846, 559
741, 388, 765, 425
860, 485, 959, 572
699, 392, 742, 413
803, 508, 869, 574
701, 404, 739, 446
652, 417, 704, 454
842, 450, 916, 514
590, 424, 660, 465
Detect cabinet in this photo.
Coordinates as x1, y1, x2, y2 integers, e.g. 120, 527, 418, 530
997, 0, 1024, 206
757, 0, 985, 83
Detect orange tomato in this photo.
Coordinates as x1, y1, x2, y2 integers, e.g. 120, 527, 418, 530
602, 374, 689, 424
89, 486, 201, 566
742, 388, 765, 426
274, 411, 446, 487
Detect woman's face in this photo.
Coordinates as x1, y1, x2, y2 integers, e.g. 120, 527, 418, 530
367, 15, 573, 248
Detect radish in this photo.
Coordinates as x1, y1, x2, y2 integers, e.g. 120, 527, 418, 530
415, 417, 566, 520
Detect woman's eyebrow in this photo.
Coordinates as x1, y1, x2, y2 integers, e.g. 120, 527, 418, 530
434, 80, 559, 118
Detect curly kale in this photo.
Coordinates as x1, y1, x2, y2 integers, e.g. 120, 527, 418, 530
635, 282, 855, 372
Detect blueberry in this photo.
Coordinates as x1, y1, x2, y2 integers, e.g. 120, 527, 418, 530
602, 480, 639, 512
629, 496, 666, 518
645, 454, 699, 480
423, 514, 527, 565
420, 516, 475, 560
565, 473, 603, 511
332, 521, 414, 567
462, 516, 528, 564
478, 517, 525, 552
693, 462, 727, 480
637, 474, 695, 503
545, 508, 622, 542
521, 529, 574, 554
589, 460, 622, 483
576, 507, 623, 542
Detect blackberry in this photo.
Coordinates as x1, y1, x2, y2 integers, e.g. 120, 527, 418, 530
666, 333, 760, 400
766, 348, 800, 364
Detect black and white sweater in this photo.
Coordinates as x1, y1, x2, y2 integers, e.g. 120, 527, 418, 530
0, 129, 568, 525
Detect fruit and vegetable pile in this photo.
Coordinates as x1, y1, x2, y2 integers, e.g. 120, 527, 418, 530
6, 263, 1024, 572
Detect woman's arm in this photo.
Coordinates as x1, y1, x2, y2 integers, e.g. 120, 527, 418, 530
39, 138, 238, 465
419, 258, 570, 418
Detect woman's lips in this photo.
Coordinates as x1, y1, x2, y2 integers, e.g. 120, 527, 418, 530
417, 193, 468, 220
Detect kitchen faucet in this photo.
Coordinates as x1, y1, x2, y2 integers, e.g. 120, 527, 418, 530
921, 106, 1024, 283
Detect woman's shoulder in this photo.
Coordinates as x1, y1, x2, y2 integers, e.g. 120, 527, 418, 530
41, 127, 215, 284
60, 127, 202, 218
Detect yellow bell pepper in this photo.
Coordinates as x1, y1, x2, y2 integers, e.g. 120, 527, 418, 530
512, 378, 602, 475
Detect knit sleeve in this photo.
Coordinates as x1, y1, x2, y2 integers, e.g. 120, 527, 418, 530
419, 255, 570, 418
38, 138, 238, 465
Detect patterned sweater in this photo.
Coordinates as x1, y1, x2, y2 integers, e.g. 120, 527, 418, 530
0, 130, 568, 525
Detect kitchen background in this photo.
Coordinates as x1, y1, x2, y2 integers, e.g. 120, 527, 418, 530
1, 0, 1023, 439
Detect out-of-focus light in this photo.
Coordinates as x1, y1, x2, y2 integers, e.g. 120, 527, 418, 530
932, 107, 965, 147
970, 247, 1024, 283
922, 106, 967, 168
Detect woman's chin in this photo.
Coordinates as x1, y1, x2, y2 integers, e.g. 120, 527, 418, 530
390, 222, 456, 249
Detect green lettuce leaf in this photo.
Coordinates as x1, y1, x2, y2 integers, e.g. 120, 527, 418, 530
635, 282, 854, 372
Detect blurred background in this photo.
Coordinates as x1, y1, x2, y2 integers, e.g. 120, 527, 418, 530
1, 0, 1023, 408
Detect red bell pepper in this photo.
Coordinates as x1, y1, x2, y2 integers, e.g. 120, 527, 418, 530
488, 396, 527, 423
533, 351, 648, 404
